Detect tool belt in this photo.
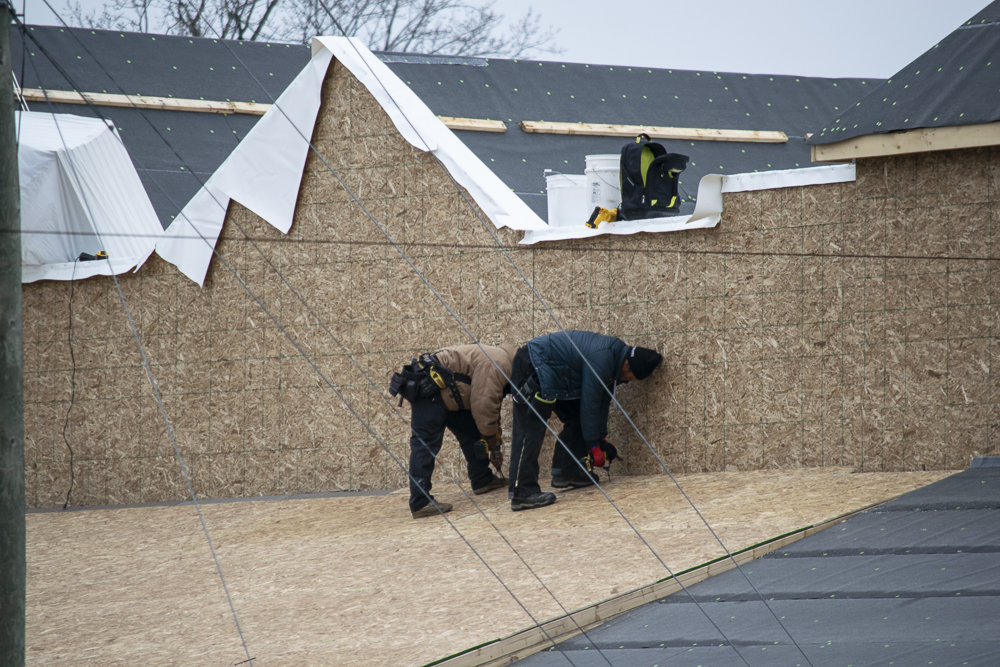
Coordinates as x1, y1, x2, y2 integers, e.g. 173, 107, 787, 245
389, 353, 470, 408
513, 373, 555, 406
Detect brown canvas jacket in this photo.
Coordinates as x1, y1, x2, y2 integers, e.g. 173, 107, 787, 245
432, 343, 517, 440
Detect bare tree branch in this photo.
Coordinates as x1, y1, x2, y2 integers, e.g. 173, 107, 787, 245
62, 0, 561, 58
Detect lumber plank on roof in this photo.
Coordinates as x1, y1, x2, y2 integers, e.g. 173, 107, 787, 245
519, 120, 789, 143
17, 89, 508, 134
19, 88, 271, 115
811, 121, 1000, 161
438, 116, 507, 133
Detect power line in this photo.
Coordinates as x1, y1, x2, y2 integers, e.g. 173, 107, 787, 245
21, 15, 600, 665
308, 18, 816, 665
9, 228, 994, 265
17, 33, 256, 666
185, 14, 759, 663
27, 14, 816, 664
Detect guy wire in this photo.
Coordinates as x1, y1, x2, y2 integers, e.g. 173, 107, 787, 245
8, 226, 1000, 266
9, 229, 1000, 265
23, 17, 594, 665
193, 15, 757, 664
19, 20, 258, 666
309, 17, 815, 665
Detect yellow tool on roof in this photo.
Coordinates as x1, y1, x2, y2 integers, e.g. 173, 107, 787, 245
585, 206, 618, 229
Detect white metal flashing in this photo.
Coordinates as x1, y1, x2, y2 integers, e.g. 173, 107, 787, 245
310, 36, 547, 233
154, 47, 334, 286
520, 164, 856, 245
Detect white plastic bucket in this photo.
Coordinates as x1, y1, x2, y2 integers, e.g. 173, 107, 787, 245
584, 154, 621, 211
545, 172, 588, 227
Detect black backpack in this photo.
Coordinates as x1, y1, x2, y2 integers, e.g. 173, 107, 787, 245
618, 134, 688, 220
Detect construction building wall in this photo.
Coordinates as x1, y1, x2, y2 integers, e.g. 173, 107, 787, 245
22, 60, 999, 507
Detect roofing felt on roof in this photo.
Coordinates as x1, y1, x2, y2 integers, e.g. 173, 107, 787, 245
384, 59, 877, 218
517, 464, 1000, 666
810, 1, 1000, 146
14, 25, 878, 228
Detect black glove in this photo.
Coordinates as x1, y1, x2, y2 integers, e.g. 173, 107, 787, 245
600, 438, 618, 464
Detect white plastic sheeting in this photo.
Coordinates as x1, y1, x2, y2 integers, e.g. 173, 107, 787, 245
150, 35, 858, 282
155, 47, 334, 286
519, 164, 857, 245
17, 111, 163, 283
310, 36, 547, 232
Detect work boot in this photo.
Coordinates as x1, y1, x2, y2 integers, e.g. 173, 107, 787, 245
473, 474, 505, 495
511, 492, 557, 512
552, 471, 594, 489
411, 501, 453, 519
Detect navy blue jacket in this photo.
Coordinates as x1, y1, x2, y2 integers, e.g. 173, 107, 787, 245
526, 331, 630, 448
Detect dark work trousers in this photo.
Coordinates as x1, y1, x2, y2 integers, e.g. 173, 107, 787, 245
408, 392, 494, 513
547, 400, 589, 479
509, 398, 589, 499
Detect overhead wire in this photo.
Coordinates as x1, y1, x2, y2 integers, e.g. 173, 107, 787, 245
173, 15, 761, 665
12, 226, 998, 265
16, 15, 259, 666
29, 13, 779, 664
301, 13, 817, 664
60, 258, 78, 508
24, 11, 814, 664
19, 14, 600, 665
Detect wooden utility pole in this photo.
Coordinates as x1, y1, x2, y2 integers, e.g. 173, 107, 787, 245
0, 1, 26, 665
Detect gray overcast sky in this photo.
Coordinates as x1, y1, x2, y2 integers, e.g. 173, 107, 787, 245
22, 0, 991, 78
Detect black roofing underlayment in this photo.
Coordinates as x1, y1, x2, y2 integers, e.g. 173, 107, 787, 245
14, 25, 878, 228
517, 460, 1000, 666
810, 0, 1000, 145
386, 59, 875, 219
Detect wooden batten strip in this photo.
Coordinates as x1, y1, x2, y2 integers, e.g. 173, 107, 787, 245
19, 88, 271, 115
811, 121, 1000, 162
429, 501, 886, 667
438, 116, 507, 133
519, 120, 788, 143
17, 89, 509, 133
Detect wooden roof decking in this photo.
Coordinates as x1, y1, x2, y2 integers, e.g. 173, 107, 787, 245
26, 467, 949, 666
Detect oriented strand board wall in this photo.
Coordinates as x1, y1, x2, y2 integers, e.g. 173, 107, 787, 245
22, 60, 1000, 507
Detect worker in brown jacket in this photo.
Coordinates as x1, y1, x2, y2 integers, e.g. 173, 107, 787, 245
405, 343, 516, 518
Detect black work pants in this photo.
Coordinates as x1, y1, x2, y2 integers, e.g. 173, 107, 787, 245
509, 397, 589, 499
408, 393, 494, 513
547, 400, 590, 478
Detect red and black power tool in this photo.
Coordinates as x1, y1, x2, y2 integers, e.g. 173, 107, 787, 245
583, 438, 619, 475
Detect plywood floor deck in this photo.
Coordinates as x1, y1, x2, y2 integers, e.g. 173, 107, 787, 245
26, 468, 951, 666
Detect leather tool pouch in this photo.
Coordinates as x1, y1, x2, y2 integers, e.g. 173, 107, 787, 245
389, 363, 439, 406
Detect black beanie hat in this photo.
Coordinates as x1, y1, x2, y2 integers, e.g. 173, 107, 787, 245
628, 346, 662, 380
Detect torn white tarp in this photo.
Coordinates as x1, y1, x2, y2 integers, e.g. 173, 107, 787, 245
519, 164, 857, 245
311, 36, 548, 233
155, 46, 334, 286
17, 111, 164, 283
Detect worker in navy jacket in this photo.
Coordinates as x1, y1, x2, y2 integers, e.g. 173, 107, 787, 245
506, 330, 663, 511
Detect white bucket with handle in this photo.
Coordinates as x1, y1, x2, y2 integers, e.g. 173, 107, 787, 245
545, 171, 588, 227
584, 154, 621, 211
